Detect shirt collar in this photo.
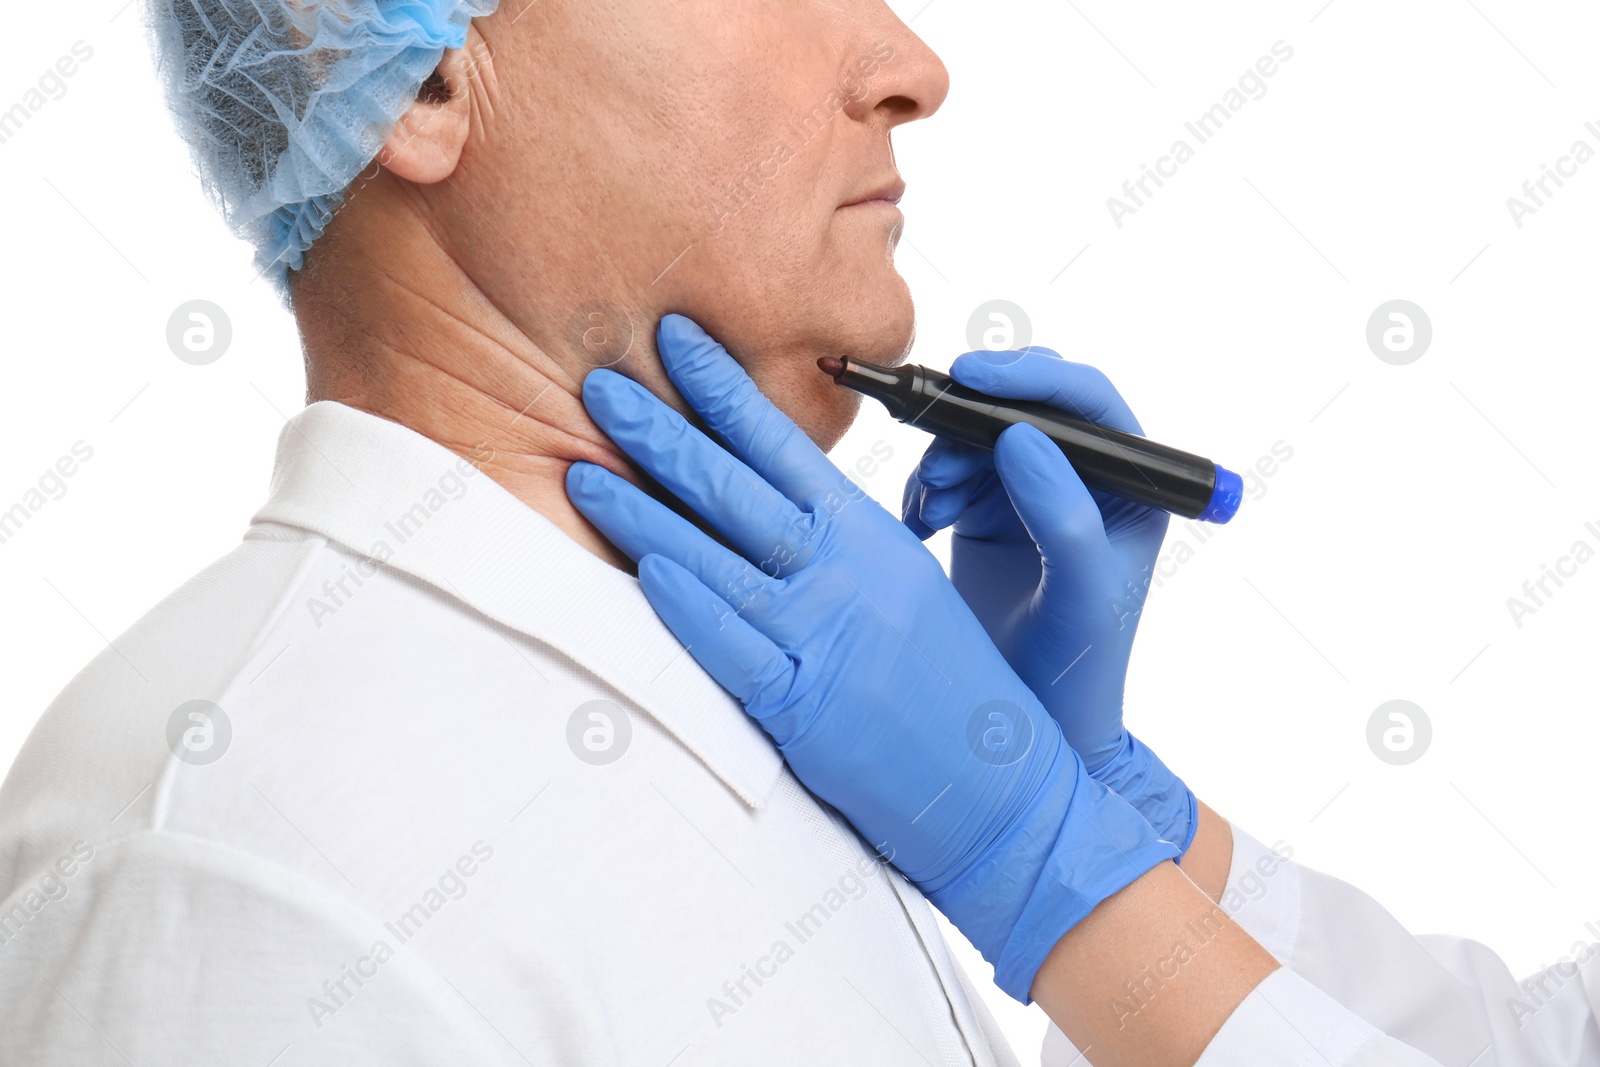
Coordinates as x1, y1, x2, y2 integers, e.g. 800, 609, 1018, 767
249, 400, 783, 808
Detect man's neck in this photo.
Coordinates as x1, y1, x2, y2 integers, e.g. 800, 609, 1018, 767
293, 213, 643, 571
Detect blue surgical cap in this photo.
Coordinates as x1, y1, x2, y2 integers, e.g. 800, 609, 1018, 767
148, 0, 501, 290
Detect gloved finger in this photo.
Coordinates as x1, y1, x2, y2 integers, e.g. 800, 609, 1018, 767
951, 348, 1144, 437
656, 314, 847, 510
636, 554, 797, 722
566, 462, 782, 613
581, 370, 822, 574
900, 477, 937, 540
913, 437, 992, 491
993, 423, 1110, 568
917, 471, 992, 531
901, 439, 994, 534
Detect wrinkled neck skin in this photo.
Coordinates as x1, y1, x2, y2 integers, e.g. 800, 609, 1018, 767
293, 172, 651, 570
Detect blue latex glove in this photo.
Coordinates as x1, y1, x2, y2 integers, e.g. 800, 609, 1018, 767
566, 315, 1179, 1002
902, 348, 1198, 853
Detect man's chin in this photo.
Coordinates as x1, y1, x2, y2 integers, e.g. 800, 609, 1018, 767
759, 357, 866, 455
853, 280, 917, 367
802, 290, 914, 450
808, 386, 865, 454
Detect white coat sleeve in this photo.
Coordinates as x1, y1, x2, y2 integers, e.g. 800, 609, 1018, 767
1220, 826, 1600, 1066
1039, 954, 1446, 1066
1039, 823, 1600, 1067
1196, 966, 1444, 1067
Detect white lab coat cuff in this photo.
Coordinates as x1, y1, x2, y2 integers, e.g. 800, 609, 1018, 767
1218, 823, 1302, 966
1197, 967, 1398, 1067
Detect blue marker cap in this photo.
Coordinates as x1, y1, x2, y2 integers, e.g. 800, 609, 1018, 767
1199, 464, 1243, 524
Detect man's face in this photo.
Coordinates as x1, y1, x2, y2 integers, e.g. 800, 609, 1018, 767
451, 0, 949, 450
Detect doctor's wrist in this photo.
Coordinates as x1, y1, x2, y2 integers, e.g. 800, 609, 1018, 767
1087, 731, 1198, 855
929, 743, 1181, 1003
1175, 801, 1233, 902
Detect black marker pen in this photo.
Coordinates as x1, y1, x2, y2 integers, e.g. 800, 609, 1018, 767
818, 356, 1243, 524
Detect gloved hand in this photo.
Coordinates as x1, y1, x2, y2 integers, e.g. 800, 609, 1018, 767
566, 315, 1179, 1002
902, 348, 1198, 853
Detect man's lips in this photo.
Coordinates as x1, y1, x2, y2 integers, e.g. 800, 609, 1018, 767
840, 177, 906, 208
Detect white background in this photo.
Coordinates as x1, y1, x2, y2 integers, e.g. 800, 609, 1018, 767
4, 0, 1599, 1059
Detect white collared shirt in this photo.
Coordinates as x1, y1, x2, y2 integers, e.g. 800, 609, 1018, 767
0, 400, 1444, 1066
0, 401, 1014, 1066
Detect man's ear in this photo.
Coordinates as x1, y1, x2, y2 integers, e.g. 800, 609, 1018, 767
376, 44, 479, 184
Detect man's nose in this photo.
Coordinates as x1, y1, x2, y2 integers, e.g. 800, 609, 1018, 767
841, 18, 950, 128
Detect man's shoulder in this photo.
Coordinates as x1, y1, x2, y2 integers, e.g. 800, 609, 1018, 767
14, 527, 332, 746
0, 521, 558, 894
0, 530, 373, 879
